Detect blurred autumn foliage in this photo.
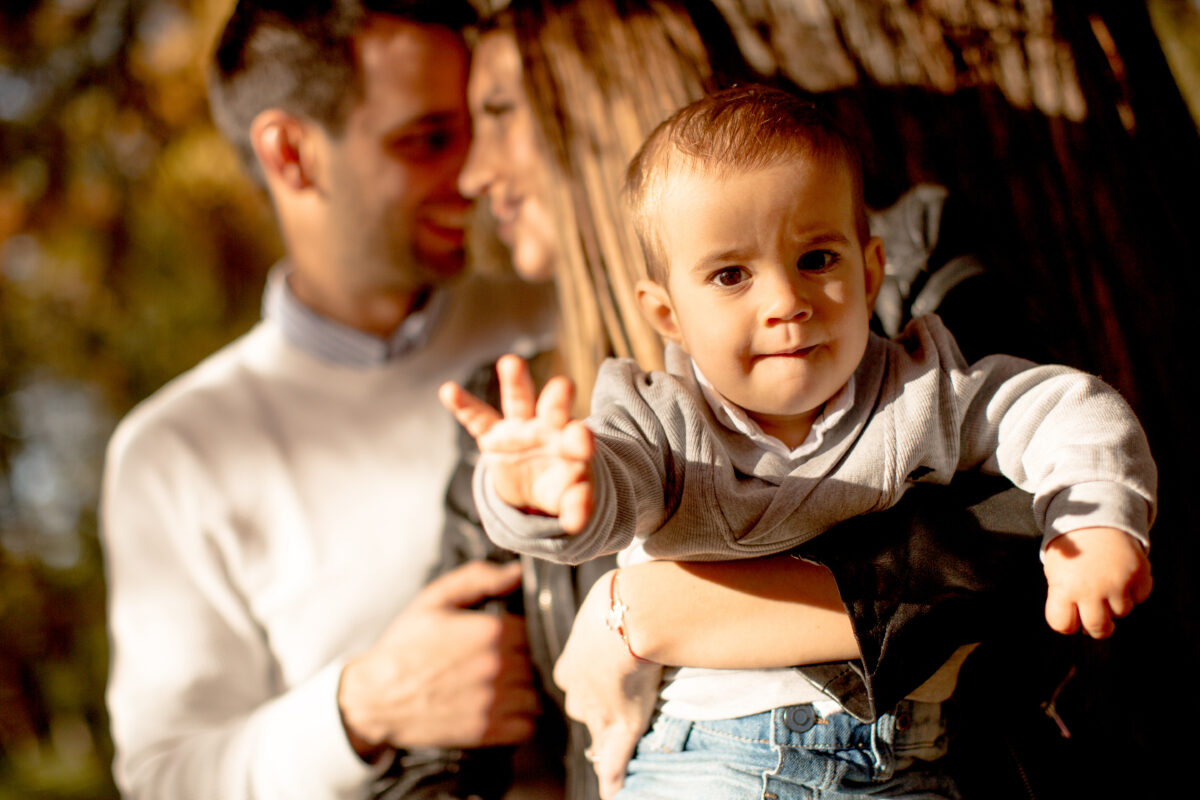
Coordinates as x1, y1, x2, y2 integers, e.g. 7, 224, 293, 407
1, 1, 276, 796
0, 1, 1198, 798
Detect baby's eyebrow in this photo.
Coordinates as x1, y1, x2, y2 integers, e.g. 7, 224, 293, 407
794, 232, 852, 249
689, 246, 755, 272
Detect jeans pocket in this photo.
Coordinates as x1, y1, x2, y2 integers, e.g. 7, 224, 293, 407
892, 700, 950, 762
636, 713, 694, 755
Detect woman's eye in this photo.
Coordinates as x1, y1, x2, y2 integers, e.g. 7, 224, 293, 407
710, 267, 748, 287
797, 250, 837, 272
482, 100, 515, 120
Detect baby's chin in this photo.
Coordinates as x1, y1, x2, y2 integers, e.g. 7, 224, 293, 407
740, 383, 848, 428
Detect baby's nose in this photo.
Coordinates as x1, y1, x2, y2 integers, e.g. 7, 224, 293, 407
761, 274, 813, 323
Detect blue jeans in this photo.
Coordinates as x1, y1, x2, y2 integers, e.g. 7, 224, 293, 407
616, 701, 960, 799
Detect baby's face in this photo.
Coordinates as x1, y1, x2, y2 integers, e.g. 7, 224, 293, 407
651, 157, 883, 448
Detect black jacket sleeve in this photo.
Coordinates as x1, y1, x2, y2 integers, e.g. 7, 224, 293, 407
793, 471, 1045, 721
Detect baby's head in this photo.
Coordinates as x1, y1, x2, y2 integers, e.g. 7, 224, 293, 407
624, 85, 884, 448
625, 85, 871, 284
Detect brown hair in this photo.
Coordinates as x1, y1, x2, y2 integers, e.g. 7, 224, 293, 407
625, 84, 871, 282
208, 0, 476, 184
485, 0, 758, 403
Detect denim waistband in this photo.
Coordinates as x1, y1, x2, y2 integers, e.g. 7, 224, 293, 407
649, 699, 950, 783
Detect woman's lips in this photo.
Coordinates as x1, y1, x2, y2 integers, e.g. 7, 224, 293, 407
487, 194, 523, 244
495, 217, 515, 245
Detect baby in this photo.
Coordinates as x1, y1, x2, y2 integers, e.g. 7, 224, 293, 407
441, 85, 1154, 797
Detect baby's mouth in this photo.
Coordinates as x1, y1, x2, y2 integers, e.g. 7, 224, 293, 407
771, 344, 819, 358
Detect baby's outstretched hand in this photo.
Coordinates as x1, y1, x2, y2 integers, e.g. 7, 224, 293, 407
439, 354, 596, 533
1043, 527, 1152, 639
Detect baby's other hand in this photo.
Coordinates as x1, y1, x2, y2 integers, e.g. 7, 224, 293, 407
1043, 527, 1151, 639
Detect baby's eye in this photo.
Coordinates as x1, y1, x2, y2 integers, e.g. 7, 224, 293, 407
797, 250, 838, 272
709, 266, 748, 288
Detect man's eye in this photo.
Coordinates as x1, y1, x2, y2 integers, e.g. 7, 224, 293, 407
797, 250, 837, 271
392, 126, 465, 161
710, 266, 748, 287
422, 129, 455, 152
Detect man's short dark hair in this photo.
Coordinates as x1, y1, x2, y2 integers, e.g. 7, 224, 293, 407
208, 0, 477, 183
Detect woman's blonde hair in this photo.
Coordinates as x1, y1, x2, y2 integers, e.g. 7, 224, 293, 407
490, 0, 758, 404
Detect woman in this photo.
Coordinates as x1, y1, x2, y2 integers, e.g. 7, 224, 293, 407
450, 1, 1048, 797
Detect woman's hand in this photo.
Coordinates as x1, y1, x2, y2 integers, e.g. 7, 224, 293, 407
553, 569, 661, 799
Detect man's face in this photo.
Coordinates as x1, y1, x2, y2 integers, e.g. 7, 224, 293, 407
316, 18, 473, 295
652, 156, 883, 448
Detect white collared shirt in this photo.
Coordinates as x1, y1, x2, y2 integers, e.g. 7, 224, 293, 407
691, 360, 856, 463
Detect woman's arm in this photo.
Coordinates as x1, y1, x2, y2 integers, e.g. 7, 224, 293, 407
551, 556, 857, 799
554, 473, 1046, 732
619, 556, 859, 667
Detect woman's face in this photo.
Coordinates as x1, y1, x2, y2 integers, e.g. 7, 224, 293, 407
460, 31, 559, 282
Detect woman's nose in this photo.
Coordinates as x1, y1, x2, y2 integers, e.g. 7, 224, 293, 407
457, 137, 495, 199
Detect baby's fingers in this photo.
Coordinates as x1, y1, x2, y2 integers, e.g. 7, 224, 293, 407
1044, 588, 1080, 635
1076, 597, 1116, 639
560, 481, 594, 534
562, 420, 595, 461
1130, 552, 1153, 605
536, 376, 576, 428
439, 382, 501, 439
497, 354, 537, 420
559, 423, 594, 532
1108, 588, 1133, 619
1102, 563, 1151, 620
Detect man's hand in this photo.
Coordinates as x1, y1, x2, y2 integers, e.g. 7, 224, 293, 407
338, 560, 539, 758
553, 570, 661, 800
1043, 526, 1152, 639
439, 354, 595, 532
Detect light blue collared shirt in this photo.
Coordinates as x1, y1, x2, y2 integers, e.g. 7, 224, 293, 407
261, 265, 446, 367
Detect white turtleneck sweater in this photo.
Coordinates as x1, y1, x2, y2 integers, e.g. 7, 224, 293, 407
101, 269, 552, 799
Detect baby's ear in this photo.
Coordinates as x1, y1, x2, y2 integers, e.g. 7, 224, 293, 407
636, 279, 683, 343
862, 236, 886, 311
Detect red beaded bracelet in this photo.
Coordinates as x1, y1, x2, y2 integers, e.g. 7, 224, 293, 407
605, 570, 651, 663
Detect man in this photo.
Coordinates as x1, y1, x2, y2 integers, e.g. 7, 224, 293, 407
101, 2, 553, 797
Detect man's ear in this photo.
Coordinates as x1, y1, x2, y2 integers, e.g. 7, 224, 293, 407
862, 235, 886, 311
250, 110, 315, 192
635, 279, 683, 344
